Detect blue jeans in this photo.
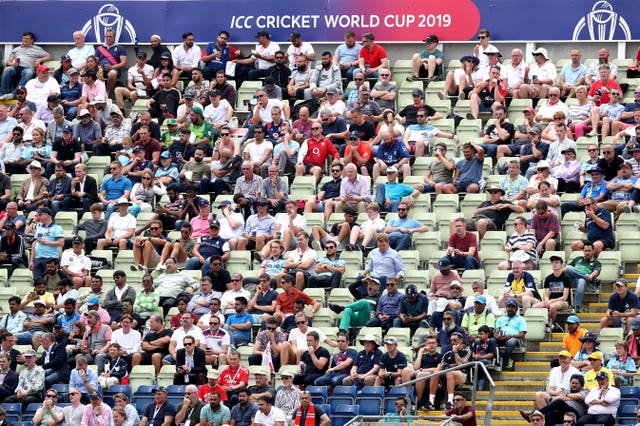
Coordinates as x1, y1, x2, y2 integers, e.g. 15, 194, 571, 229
565, 265, 588, 307
447, 255, 481, 270
45, 370, 62, 388
388, 232, 412, 251
64, 105, 78, 121
500, 337, 521, 368
225, 327, 250, 346
341, 66, 359, 81
479, 143, 498, 159
15, 330, 34, 345
375, 183, 400, 212
1, 66, 34, 95
32, 258, 48, 280
104, 203, 118, 220
314, 372, 348, 386
51, 197, 72, 217
185, 256, 203, 270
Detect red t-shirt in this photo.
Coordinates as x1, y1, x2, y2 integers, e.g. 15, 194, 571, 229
343, 142, 373, 166
445, 405, 476, 426
359, 44, 387, 69
276, 289, 314, 314
588, 79, 622, 106
448, 231, 480, 261
218, 365, 249, 388
302, 137, 339, 167
197, 383, 228, 401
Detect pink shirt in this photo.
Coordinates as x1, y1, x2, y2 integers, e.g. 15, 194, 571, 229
81, 307, 111, 328
82, 81, 107, 102
81, 403, 112, 426
190, 214, 213, 238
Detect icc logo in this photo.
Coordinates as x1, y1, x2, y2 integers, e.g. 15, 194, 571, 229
82, 4, 137, 44
572, 1, 631, 40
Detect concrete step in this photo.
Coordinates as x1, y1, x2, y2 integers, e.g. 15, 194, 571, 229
475, 400, 535, 410
477, 390, 539, 400
514, 361, 550, 372
502, 371, 548, 380
520, 351, 557, 361
539, 341, 564, 350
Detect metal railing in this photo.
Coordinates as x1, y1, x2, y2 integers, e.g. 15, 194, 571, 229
344, 361, 496, 426
343, 415, 455, 426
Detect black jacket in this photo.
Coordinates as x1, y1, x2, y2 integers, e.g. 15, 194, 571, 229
72, 175, 98, 202
37, 342, 70, 382
175, 347, 207, 375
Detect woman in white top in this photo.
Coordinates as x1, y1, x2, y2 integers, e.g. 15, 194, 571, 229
128, 170, 166, 216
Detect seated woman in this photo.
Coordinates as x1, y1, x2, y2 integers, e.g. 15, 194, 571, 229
443, 55, 480, 99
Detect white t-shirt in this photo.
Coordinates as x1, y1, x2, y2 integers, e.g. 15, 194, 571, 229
218, 212, 245, 240
287, 42, 315, 70
67, 45, 95, 69
244, 140, 273, 164
110, 328, 142, 355
549, 365, 580, 392
220, 289, 252, 315
204, 100, 233, 126
60, 250, 92, 274
254, 406, 287, 426
170, 325, 204, 351
319, 100, 347, 116
256, 99, 284, 124
253, 41, 281, 70
176, 102, 203, 124
25, 77, 61, 110
501, 61, 528, 89
204, 328, 231, 352
288, 326, 327, 351
275, 214, 307, 233
287, 247, 317, 274
197, 312, 226, 328
361, 217, 386, 234
107, 213, 136, 239
127, 64, 154, 84
529, 61, 557, 83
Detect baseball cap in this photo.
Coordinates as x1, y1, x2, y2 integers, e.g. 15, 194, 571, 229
47, 95, 60, 103
72, 236, 84, 244
632, 318, 640, 330
411, 89, 424, 97
60, 54, 71, 62
506, 299, 519, 307
621, 162, 633, 169
566, 315, 580, 324
33, 300, 46, 307
160, 52, 171, 59
532, 47, 550, 60
209, 220, 221, 229
89, 391, 103, 399
132, 146, 144, 154
405, 284, 418, 295
23, 349, 36, 357
523, 107, 536, 114
86, 296, 100, 306
384, 336, 398, 345
386, 166, 398, 174
136, 51, 148, 59
207, 370, 220, 380
561, 148, 576, 155
36, 64, 49, 73
160, 151, 171, 159
449, 280, 462, 288
152, 386, 168, 394
83, 69, 97, 78
474, 295, 487, 304
218, 200, 232, 209
587, 352, 603, 361
2, 222, 15, 231
165, 118, 178, 126
422, 34, 439, 44
326, 86, 339, 95
16, 86, 26, 94
209, 89, 221, 97
183, 92, 195, 99
289, 31, 301, 41
61, 124, 73, 133
37, 207, 53, 216
349, 130, 360, 140
595, 371, 608, 379
549, 255, 563, 263
558, 350, 571, 358
198, 199, 210, 207
90, 95, 107, 105
68, 68, 79, 75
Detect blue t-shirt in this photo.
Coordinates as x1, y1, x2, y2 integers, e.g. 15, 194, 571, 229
225, 312, 253, 341
586, 207, 614, 243
34, 222, 64, 259
456, 157, 483, 185
203, 43, 231, 71
376, 140, 410, 166
383, 182, 414, 201
101, 175, 133, 201
261, 257, 286, 275
560, 63, 588, 86
388, 218, 422, 239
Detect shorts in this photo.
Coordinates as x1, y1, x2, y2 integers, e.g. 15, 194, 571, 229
407, 141, 416, 155
455, 181, 473, 193
140, 351, 165, 364
466, 216, 497, 232
303, 164, 319, 174
322, 234, 347, 250
594, 238, 615, 250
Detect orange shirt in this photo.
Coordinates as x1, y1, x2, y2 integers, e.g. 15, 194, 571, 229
563, 327, 588, 357
343, 142, 372, 166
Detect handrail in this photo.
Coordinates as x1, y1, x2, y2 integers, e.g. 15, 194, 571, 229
343, 414, 455, 426
393, 360, 496, 426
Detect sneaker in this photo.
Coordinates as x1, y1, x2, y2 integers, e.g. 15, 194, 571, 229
586, 129, 598, 137
136, 264, 145, 271
0, 94, 13, 101
437, 91, 448, 100
635, 205, 640, 213
519, 410, 532, 422
552, 322, 564, 333
477, 379, 485, 391
458, 92, 466, 101
130, 264, 139, 271
623, 205, 633, 214
505, 359, 513, 370
311, 240, 322, 251
424, 402, 435, 411
329, 303, 345, 314
254, 251, 265, 263
466, 112, 476, 120
445, 401, 453, 410
345, 244, 354, 251
406, 75, 419, 82
155, 264, 165, 271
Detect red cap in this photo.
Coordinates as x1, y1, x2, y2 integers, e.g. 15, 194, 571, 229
523, 107, 535, 114
36, 65, 49, 73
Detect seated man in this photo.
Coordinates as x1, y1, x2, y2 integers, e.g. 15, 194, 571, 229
329, 278, 379, 332
249, 316, 291, 371
446, 217, 481, 270
522, 372, 587, 426
407, 35, 443, 82
394, 284, 428, 334
295, 124, 340, 183
334, 163, 370, 214
533, 255, 571, 332
313, 331, 357, 387
425, 331, 471, 411
348, 233, 405, 296
173, 335, 207, 385
374, 166, 415, 213
306, 241, 345, 289
342, 334, 382, 387
401, 108, 458, 158
374, 336, 407, 389
566, 241, 601, 313
577, 372, 619, 426
600, 279, 638, 331
303, 162, 342, 224
347, 202, 385, 251
384, 202, 428, 251
292, 331, 330, 387
372, 130, 411, 182
4, 349, 44, 409
401, 335, 441, 409
311, 208, 357, 252
465, 186, 525, 240
494, 299, 527, 370
597, 161, 636, 220
441, 141, 484, 194
224, 297, 253, 346
365, 277, 403, 333
131, 313, 172, 376
411, 142, 455, 196
570, 197, 614, 258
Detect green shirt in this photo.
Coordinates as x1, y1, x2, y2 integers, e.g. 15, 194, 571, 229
569, 256, 602, 276
189, 121, 215, 147
200, 404, 231, 426
133, 289, 161, 319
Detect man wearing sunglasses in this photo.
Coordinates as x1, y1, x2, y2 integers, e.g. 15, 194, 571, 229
587, 83, 624, 139
173, 336, 207, 385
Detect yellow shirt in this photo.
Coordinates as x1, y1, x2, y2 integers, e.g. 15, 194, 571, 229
584, 367, 615, 390
21, 292, 56, 309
